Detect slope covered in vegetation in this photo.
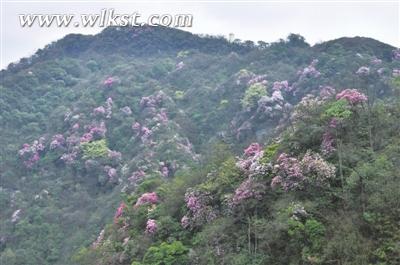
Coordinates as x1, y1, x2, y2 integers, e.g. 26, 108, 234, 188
0, 26, 399, 265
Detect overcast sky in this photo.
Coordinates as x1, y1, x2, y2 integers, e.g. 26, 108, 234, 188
1, 1, 399, 69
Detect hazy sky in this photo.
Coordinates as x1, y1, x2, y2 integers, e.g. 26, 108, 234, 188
1, 1, 399, 69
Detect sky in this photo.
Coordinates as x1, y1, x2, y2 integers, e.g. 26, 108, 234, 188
1, 0, 399, 69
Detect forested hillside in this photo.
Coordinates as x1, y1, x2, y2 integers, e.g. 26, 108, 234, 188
0, 26, 399, 265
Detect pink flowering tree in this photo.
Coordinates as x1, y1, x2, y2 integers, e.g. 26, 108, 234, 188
114, 202, 126, 224
181, 188, 216, 229
135, 192, 159, 207
271, 151, 335, 191
231, 177, 265, 206
18, 137, 46, 168
336, 89, 368, 105
145, 219, 157, 234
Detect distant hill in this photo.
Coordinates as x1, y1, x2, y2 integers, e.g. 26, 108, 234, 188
0, 26, 399, 265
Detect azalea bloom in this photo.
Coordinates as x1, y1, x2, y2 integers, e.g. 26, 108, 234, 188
336, 89, 368, 105
103, 77, 114, 86
145, 219, 157, 234
135, 192, 158, 206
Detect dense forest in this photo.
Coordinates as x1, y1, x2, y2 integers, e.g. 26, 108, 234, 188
0, 26, 399, 265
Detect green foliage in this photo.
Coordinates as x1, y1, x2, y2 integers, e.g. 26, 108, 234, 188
260, 142, 280, 164
142, 241, 189, 265
80, 139, 108, 160
323, 99, 352, 120
241, 83, 267, 109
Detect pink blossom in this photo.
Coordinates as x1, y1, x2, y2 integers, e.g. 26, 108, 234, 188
132, 122, 141, 132
128, 170, 146, 184
272, 80, 289, 91
156, 109, 168, 124
393, 69, 400, 77
80, 133, 93, 143
50, 134, 65, 150
145, 219, 157, 234
272, 153, 304, 191
108, 150, 122, 161
231, 178, 264, 205
176, 61, 185, 70
300, 151, 336, 184
244, 143, 262, 156
104, 166, 117, 180
298, 59, 321, 79
321, 131, 336, 156
18, 138, 45, 168
270, 176, 282, 189
248, 74, 268, 86
140, 127, 152, 142
103, 77, 114, 86
336, 89, 368, 105
114, 202, 126, 223
161, 166, 169, 177
60, 151, 77, 164
93, 106, 106, 116
72, 123, 80, 131
135, 192, 158, 206
181, 215, 190, 229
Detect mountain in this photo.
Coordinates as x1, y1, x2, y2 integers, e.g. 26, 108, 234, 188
0, 26, 399, 265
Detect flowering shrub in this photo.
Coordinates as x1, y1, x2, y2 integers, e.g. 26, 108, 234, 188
93, 106, 106, 116
128, 170, 146, 185
103, 77, 114, 86
244, 143, 262, 156
145, 219, 157, 234
18, 137, 45, 168
298, 59, 321, 79
321, 131, 336, 156
272, 153, 304, 191
176, 61, 185, 70
336, 89, 368, 105
50, 134, 65, 150
156, 109, 168, 124
60, 151, 78, 164
108, 150, 122, 161
356, 66, 370, 76
114, 202, 126, 223
273, 80, 290, 91
300, 151, 336, 184
82, 121, 107, 142
237, 143, 269, 177
140, 92, 165, 109
231, 178, 265, 205
135, 192, 158, 207
247, 74, 268, 86
182, 188, 216, 229
104, 166, 117, 181
272, 151, 335, 191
